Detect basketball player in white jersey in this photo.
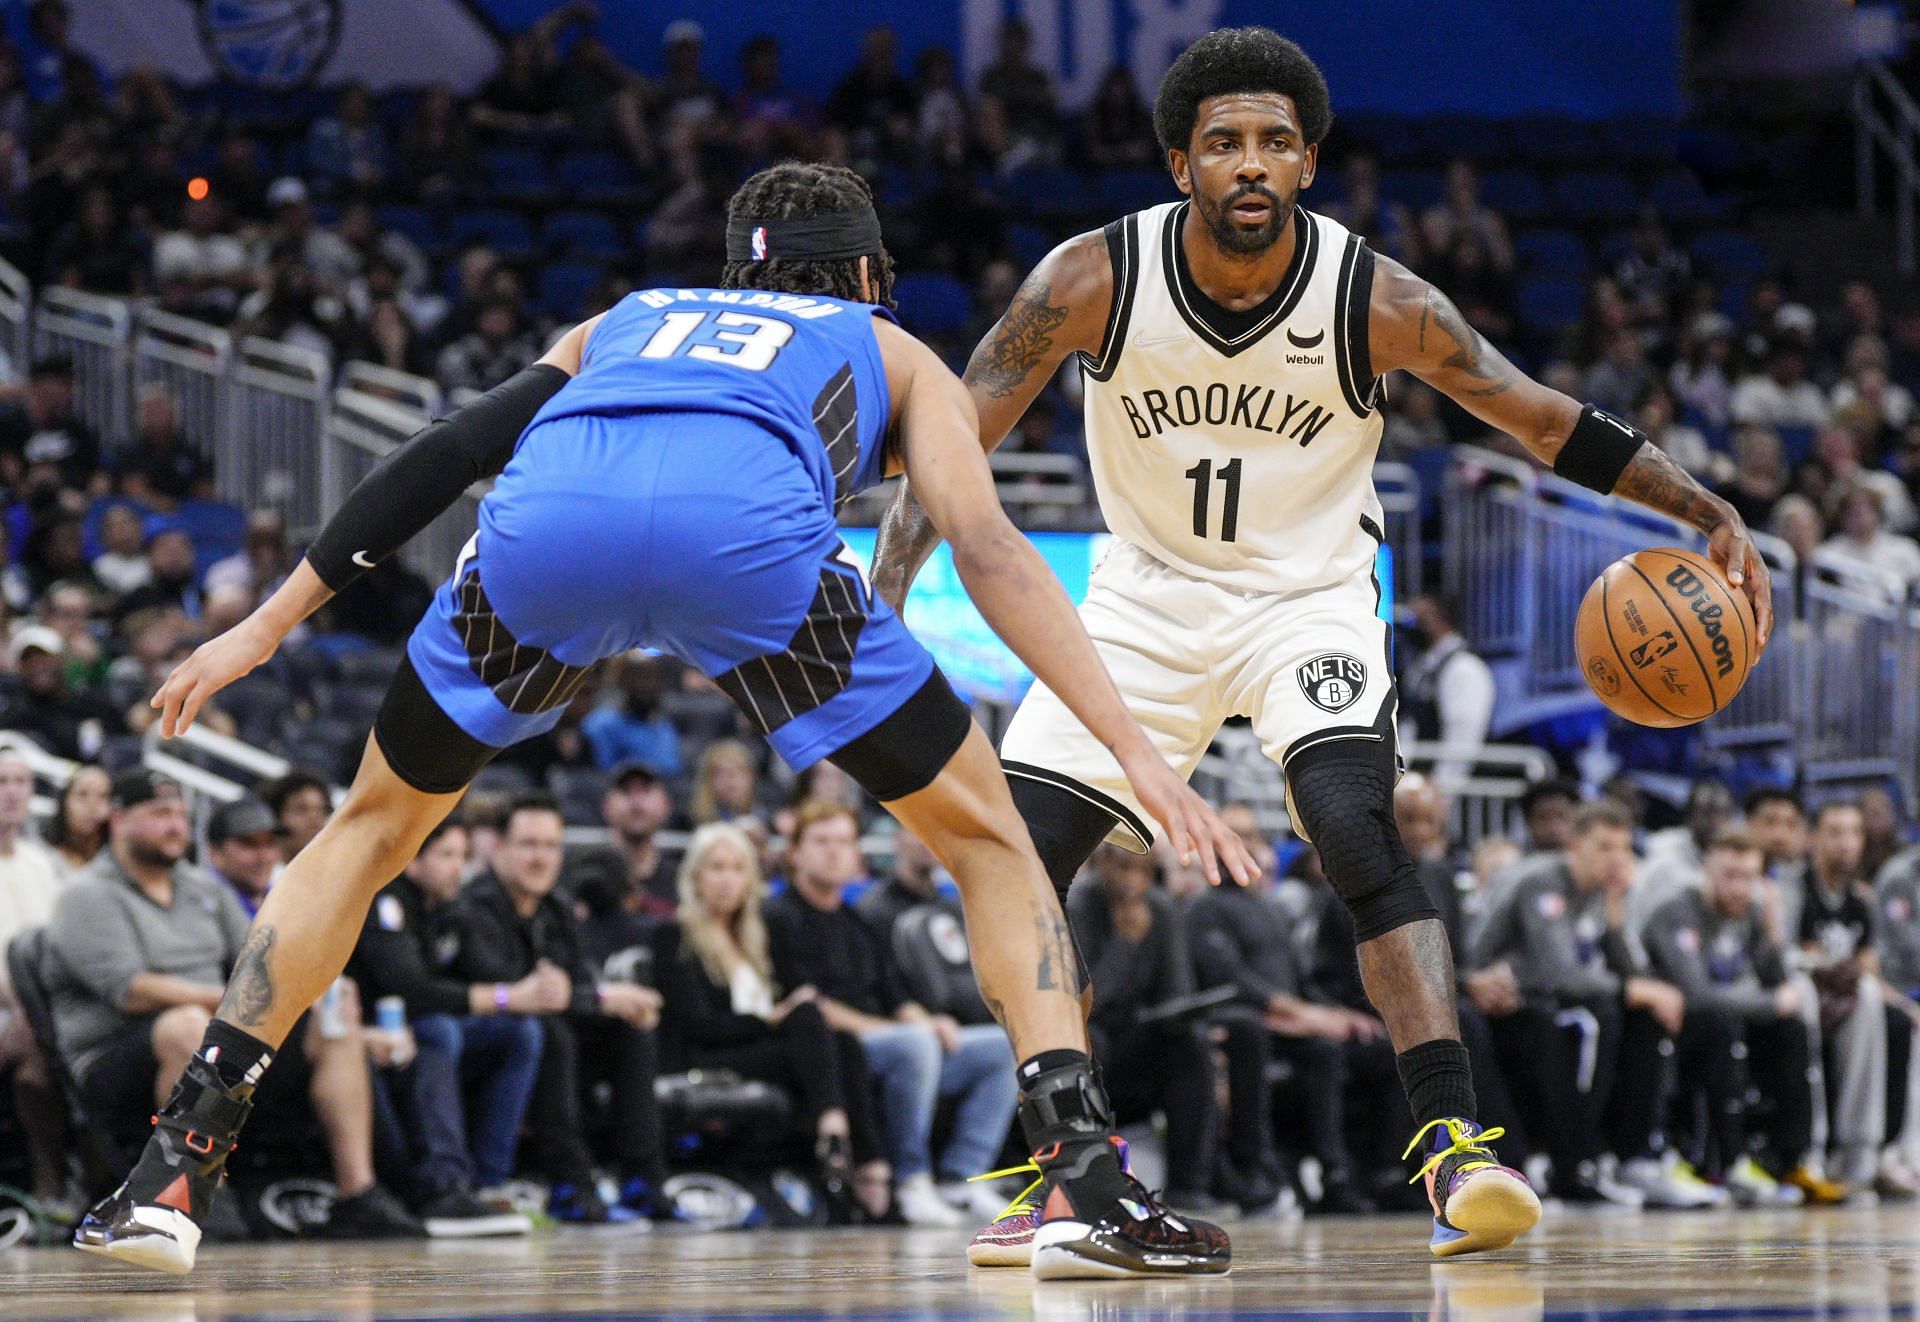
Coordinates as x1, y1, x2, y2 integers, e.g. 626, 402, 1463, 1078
875, 28, 1772, 1264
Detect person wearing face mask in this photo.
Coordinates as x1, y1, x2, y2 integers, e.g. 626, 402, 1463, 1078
662, 822, 890, 1220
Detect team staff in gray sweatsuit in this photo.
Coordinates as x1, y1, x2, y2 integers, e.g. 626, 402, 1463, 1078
1469, 799, 1680, 1202
1641, 828, 1815, 1190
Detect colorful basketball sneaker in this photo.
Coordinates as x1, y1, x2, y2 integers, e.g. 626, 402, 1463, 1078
1404, 1118, 1540, 1259
965, 1162, 1045, 1267
1028, 1136, 1231, 1280
74, 1058, 251, 1275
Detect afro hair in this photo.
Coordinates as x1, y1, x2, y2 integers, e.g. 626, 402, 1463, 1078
1153, 27, 1332, 156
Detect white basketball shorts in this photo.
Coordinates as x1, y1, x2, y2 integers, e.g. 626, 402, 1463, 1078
998, 539, 1396, 850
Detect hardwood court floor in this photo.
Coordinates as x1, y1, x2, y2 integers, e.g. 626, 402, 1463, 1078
6, 1206, 1920, 1319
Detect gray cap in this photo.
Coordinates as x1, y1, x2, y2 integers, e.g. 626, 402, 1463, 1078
208, 797, 278, 845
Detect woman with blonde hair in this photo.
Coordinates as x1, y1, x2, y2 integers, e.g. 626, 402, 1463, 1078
662, 822, 892, 1218
690, 739, 760, 825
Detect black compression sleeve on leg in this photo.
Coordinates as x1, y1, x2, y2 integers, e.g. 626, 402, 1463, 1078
1285, 736, 1437, 943
1007, 774, 1122, 906
307, 363, 570, 592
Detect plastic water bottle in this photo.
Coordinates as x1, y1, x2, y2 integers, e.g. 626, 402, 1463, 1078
375, 996, 407, 1032
315, 978, 349, 1039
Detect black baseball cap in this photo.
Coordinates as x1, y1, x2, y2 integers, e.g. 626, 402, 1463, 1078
110, 768, 183, 810
609, 758, 667, 788
208, 797, 277, 846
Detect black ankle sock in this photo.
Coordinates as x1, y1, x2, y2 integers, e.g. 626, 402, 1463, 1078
1396, 1038, 1477, 1132
195, 1020, 276, 1098
1017, 1049, 1090, 1087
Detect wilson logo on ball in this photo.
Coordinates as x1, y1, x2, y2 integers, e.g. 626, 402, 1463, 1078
1298, 653, 1366, 714
1663, 564, 1737, 679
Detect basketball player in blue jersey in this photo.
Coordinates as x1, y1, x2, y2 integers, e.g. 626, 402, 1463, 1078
75, 164, 1253, 1281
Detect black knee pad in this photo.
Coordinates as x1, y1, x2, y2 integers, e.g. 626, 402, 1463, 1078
1284, 734, 1436, 943
1007, 773, 1122, 907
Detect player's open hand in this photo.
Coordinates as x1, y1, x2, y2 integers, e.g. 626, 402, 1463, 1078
1117, 743, 1259, 887
1707, 516, 1773, 653
150, 616, 280, 739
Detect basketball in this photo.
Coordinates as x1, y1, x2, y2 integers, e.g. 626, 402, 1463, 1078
1574, 547, 1757, 727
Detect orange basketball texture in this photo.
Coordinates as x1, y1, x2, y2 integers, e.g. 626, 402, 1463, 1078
1574, 547, 1756, 728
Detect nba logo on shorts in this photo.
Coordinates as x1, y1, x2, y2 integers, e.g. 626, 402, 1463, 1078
751, 226, 768, 260
1298, 653, 1367, 714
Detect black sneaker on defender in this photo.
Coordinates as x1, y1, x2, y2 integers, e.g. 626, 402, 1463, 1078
1028, 1137, 1231, 1281
73, 1059, 251, 1275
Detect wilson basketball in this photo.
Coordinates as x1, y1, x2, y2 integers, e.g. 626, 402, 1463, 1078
1574, 547, 1757, 727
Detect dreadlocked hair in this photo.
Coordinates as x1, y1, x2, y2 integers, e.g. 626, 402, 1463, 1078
720, 161, 896, 310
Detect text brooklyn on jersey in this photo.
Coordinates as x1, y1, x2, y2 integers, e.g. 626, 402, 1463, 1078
1117, 381, 1340, 447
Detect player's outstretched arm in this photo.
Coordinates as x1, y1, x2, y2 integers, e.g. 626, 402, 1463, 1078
871, 233, 1111, 612
876, 321, 1255, 887
1369, 257, 1771, 648
152, 315, 609, 737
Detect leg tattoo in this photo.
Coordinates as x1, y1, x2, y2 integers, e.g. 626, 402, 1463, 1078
219, 924, 279, 1030
1356, 919, 1461, 1049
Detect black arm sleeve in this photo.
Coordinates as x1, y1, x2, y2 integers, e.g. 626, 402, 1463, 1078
306, 364, 570, 592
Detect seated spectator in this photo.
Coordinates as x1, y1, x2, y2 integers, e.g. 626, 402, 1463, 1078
1642, 829, 1820, 1204
582, 654, 682, 775
856, 832, 951, 947
691, 738, 762, 826
1584, 329, 1657, 421
1719, 424, 1790, 530
1732, 335, 1831, 430
1862, 788, 1907, 882
41, 580, 104, 684
336, 203, 432, 306
766, 801, 1015, 1226
114, 387, 212, 511
203, 797, 279, 919
42, 761, 108, 882
91, 503, 152, 596
1084, 65, 1153, 170
0, 748, 70, 1213
1188, 807, 1364, 1213
1832, 335, 1915, 435
1636, 381, 1719, 481
0, 625, 120, 759
395, 83, 476, 202
434, 298, 539, 395
43, 770, 421, 1238
0, 356, 99, 493
433, 794, 671, 1222
1470, 801, 1697, 1205
150, 193, 251, 321
1068, 845, 1223, 1212
233, 259, 349, 361
1795, 798, 1914, 1193
913, 47, 970, 170
1422, 159, 1514, 272
1326, 151, 1422, 266
1771, 494, 1825, 567
1434, 230, 1514, 343
342, 289, 431, 379
1613, 212, 1691, 323
650, 20, 729, 159
348, 820, 540, 1237
108, 527, 200, 625
1380, 378, 1448, 459
567, 759, 683, 938
43, 181, 146, 296
1810, 425, 1917, 534
204, 511, 293, 599
471, 26, 567, 138
975, 17, 1059, 172
1399, 594, 1495, 793
826, 26, 914, 161
558, 33, 655, 172
734, 35, 816, 160
23, 517, 100, 601
259, 767, 332, 864
663, 823, 891, 1217
1632, 779, 1738, 929
1821, 485, 1920, 596
305, 81, 389, 194
1670, 312, 1738, 430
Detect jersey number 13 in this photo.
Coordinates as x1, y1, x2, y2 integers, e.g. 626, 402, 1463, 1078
638, 310, 794, 371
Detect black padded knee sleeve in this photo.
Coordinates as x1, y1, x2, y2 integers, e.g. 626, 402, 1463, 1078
1007, 774, 1121, 907
1285, 735, 1437, 943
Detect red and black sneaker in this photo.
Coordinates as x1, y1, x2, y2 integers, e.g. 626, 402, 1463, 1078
74, 1060, 251, 1275
1028, 1137, 1231, 1280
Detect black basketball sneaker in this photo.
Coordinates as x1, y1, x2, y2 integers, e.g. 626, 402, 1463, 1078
74, 1057, 250, 1274
1027, 1134, 1231, 1280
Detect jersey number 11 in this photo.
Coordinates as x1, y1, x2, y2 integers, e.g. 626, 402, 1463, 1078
1185, 457, 1242, 542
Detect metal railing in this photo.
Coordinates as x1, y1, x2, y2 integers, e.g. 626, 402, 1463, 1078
0, 254, 30, 379
324, 378, 484, 581
339, 360, 444, 416
1856, 59, 1920, 276
227, 337, 331, 537
1376, 461, 1421, 603
133, 309, 232, 455
33, 286, 133, 444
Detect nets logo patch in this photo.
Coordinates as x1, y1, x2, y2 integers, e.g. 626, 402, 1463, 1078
1297, 653, 1367, 714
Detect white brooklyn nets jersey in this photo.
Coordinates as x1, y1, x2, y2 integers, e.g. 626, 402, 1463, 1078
1077, 200, 1385, 594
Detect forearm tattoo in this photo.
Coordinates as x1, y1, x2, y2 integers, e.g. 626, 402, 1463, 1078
1612, 442, 1724, 531
964, 276, 1068, 399
220, 923, 278, 1029
1424, 288, 1516, 398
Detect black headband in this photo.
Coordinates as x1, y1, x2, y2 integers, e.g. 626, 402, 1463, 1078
725, 208, 884, 262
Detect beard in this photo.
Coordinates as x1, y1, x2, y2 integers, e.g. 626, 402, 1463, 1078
1195, 181, 1290, 255
127, 836, 186, 870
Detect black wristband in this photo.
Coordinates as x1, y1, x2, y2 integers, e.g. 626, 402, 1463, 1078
307, 364, 570, 592
1552, 404, 1647, 494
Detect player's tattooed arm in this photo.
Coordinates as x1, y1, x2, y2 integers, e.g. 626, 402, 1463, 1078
872, 231, 1110, 611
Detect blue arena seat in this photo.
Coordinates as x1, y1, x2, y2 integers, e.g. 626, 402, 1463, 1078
480, 147, 551, 203
1687, 229, 1771, 279
1479, 168, 1549, 224
1515, 275, 1588, 334
445, 208, 536, 258
553, 151, 644, 204
1552, 169, 1638, 222
1514, 229, 1591, 276
375, 205, 441, 251
537, 261, 606, 320
891, 272, 974, 338
542, 209, 624, 260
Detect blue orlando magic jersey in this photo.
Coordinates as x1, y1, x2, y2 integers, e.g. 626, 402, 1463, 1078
526, 288, 898, 512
